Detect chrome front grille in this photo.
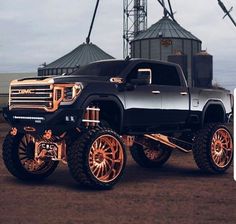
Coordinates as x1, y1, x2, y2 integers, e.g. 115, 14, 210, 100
10, 84, 53, 111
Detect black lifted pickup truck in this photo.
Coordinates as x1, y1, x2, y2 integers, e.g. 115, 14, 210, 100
2, 59, 233, 189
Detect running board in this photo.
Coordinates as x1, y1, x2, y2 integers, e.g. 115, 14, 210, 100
144, 134, 192, 153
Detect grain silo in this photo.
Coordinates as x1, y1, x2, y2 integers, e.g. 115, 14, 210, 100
192, 50, 213, 88
38, 42, 114, 76
168, 51, 188, 81
130, 16, 202, 86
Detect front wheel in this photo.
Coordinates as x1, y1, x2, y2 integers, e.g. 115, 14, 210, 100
2, 133, 58, 181
192, 123, 233, 173
67, 127, 126, 190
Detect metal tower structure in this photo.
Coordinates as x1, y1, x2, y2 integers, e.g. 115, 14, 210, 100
86, 0, 100, 44
217, 0, 236, 27
156, 0, 177, 22
123, 0, 147, 58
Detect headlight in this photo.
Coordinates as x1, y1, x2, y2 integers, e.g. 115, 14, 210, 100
54, 83, 83, 106
64, 87, 73, 101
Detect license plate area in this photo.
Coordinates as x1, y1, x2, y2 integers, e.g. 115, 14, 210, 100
38, 142, 58, 152
35, 140, 62, 161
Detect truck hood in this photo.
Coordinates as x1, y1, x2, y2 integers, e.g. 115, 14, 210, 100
53, 75, 110, 84
14, 75, 111, 85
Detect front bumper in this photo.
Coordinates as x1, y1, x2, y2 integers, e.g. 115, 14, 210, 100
3, 107, 83, 136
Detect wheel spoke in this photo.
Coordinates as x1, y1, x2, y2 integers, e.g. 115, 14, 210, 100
104, 159, 112, 170
211, 128, 233, 168
20, 140, 26, 148
19, 152, 27, 155
19, 147, 27, 153
101, 164, 106, 177
103, 147, 111, 152
17, 135, 46, 172
88, 134, 124, 183
20, 156, 28, 161
92, 164, 100, 174
104, 156, 113, 162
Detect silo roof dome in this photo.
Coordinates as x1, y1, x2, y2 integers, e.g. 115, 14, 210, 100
44, 42, 114, 69
133, 16, 201, 42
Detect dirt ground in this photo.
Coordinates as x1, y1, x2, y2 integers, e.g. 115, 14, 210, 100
0, 120, 235, 224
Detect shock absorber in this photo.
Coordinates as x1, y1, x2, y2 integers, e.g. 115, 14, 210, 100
82, 106, 100, 127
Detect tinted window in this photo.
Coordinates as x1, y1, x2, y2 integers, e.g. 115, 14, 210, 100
152, 64, 181, 86
127, 63, 151, 81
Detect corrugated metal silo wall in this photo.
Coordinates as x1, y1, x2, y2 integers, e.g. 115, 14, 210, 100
38, 68, 76, 76
131, 38, 201, 86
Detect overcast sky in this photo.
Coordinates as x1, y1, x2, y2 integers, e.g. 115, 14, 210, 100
0, 0, 236, 89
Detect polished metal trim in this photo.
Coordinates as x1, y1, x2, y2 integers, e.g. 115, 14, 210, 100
82, 119, 100, 123
11, 96, 52, 100
110, 77, 124, 84
13, 116, 45, 120
138, 68, 152, 84
11, 100, 51, 103
180, 92, 188, 95
152, 90, 161, 94
144, 134, 191, 153
9, 81, 82, 112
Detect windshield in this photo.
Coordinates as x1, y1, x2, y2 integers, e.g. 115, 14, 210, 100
70, 61, 129, 77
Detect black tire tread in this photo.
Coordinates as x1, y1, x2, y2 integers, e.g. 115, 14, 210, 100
130, 143, 172, 168
2, 133, 58, 180
192, 123, 233, 174
67, 127, 126, 190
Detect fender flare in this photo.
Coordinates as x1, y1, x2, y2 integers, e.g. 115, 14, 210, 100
201, 100, 226, 126
80, 94, 125, 131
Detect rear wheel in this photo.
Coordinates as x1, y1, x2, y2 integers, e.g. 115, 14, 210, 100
193, 123, 233, 173
67, 127, 126, 189
2, 133, 58, 181
130, 142, 172, 168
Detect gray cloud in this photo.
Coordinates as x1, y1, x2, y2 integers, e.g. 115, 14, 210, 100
0, 0, 236, 90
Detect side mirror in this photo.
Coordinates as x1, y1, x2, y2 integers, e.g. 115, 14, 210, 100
130, 68, 152, 85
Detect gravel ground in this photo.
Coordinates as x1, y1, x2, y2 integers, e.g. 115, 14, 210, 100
0, 121, 235, 224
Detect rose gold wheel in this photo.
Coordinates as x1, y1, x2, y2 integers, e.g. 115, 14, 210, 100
2, 132, 58, 181
211, 128, 233, 168
144, 148, 163, 161
130, 141, 172, 168
193, 124, 233, 173
88, 134, 124, 183
67, 127, 126, 189
18, 134, 40, 172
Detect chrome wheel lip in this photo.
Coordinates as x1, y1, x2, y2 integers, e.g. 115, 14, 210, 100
88, 134, 124, 183
211, 128, 233, 168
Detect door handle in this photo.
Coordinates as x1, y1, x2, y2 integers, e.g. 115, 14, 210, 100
180, 92, 188, 96
152, 90, 161, 94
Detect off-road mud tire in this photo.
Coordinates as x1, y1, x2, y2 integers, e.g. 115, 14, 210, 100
192, 123, 233, 173
130, 143, 172, 168
67, 127, 126, 190
2, 133, 58, 181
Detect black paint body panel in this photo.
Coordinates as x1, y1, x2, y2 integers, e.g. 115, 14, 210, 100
4, 59, 231, 135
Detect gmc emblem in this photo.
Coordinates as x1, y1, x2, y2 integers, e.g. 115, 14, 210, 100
18, 89, 33, 94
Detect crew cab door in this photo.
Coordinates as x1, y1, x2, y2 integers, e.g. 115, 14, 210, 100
123, 64, 163, 130
151, 64, 189, 125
